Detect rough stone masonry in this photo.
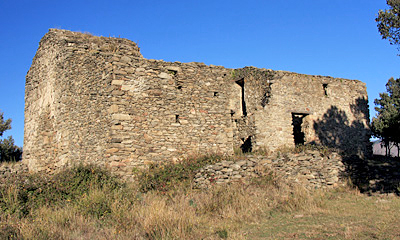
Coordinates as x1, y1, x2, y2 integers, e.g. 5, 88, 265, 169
23, 29, 370, 177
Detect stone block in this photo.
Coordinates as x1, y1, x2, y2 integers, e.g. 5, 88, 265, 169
158, 72, 172, 79
121, 85, 135, 91
112, 114, 131, 120
105, 148, 119, 154
120, 56, 131, 63
108, 104, 119, 113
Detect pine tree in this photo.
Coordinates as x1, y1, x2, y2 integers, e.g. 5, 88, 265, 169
371, 78, 400, 156
0, 111, 11, 137
0, 110, 22, 162
376, 0, 400, 52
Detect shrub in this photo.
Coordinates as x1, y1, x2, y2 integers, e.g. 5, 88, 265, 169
216, 229, 228, 239
136, 155, 224, 192
77, 188, 111, 218
276, 144, 335, 158
250, 167, 279, 188
293, 144, 334, 156
0, 164, 122, 217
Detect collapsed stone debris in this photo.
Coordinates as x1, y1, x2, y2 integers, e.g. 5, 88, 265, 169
194, 151, 346, 189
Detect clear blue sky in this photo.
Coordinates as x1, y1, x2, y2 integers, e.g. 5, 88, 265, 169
0, 0, 399, 147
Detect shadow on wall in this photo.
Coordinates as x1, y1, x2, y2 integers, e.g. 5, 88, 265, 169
311, 104, 368, 190
312, 98, 399, 194
312, 98, 369, 156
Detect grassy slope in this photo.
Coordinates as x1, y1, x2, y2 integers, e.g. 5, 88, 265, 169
0, 154, 399, 240
247, 190, 400, 239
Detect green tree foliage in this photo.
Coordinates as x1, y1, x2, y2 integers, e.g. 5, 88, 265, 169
376, 0, 400, 51
0, 111, 22, 162
0, 111, 11, 136
371, 78, 400, 156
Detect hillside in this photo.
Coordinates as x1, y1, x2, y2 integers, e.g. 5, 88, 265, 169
1, 149, 399, 239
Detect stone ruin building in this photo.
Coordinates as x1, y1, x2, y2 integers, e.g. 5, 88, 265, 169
23, 29, 370, 176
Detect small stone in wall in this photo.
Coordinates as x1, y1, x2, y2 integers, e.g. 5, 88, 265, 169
158, 72, 172, 79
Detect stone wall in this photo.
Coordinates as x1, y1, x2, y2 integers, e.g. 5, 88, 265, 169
24, 29, 141, 174
24, 29, 370, 177
230, 67, 370, 156
194, 151, 346, 189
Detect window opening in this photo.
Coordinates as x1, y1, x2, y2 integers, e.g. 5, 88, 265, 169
214, 92, 219, 97
175, 115, 180, 123
240, 136, 252, 153
322, 84, 328, 96
292, 113, 308, 145
235, 78, 247, 116
168, 70, 177, 76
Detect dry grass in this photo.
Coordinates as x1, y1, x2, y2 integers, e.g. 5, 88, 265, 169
246, 187, 400, 239
1, 160, 399, 239
0, 182, 325, 239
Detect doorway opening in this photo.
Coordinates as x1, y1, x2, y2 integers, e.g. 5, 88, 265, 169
292, 113, 308, 145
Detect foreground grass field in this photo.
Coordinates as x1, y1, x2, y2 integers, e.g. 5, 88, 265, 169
0, 155, 399, 239
246, 189, 400, 239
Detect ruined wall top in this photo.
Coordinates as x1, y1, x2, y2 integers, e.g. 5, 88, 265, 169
42, 29, 143, 59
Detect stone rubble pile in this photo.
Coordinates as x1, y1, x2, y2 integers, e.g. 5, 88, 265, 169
194, 159, 260, 188
194, 150, 346, 189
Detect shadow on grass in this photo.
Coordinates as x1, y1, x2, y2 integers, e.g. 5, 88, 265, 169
346, 155, 400, 195
312, 98, 399, 194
